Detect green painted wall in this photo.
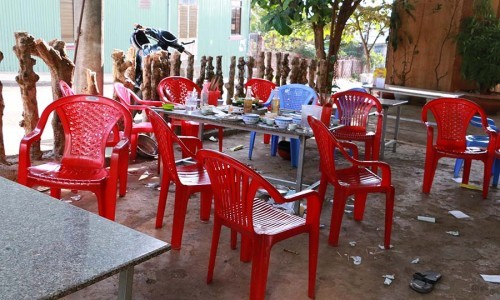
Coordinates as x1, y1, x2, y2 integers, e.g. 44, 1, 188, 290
0, 0, 249, 75
0, 0, 62, 73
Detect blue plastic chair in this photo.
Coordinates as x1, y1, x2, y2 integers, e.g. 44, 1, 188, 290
493, 147, 500, 187
453, 116, 498, 178
248, 84, 318, 168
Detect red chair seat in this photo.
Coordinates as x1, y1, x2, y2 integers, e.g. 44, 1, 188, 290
251, 200, 306, 235
177, 164, 211, 186
333, 128, 376, 141
336, 167, 383, 188
28, 163, 108, 184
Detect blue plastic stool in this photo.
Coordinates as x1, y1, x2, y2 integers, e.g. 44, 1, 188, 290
453, 116, 497, 178
248, 84, 318, 168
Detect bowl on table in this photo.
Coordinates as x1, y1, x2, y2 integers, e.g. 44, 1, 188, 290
242, 113, 260, 125
275, 116, 293, 129
291, 115, 302, 125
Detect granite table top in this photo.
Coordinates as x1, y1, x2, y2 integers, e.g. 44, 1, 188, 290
0, 177, 170, 300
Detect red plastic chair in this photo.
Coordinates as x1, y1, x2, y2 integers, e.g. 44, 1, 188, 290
245, 78, 276, 146
59, 80, 75, 96
114, 82, 161, 160
197, 149, 321, 300
308, 116, 395, 249
331, 90, 383, 163
421, 98, 497, 199
145, 108, 212, 250
157, 76, 224, 152
18, 95, 133, 220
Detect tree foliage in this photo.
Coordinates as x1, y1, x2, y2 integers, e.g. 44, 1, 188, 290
252, 0, 361, 91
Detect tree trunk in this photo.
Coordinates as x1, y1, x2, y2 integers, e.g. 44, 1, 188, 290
82, 69, 99, 95
246, 56, 254, 80
257, 51, 265, 78
171, 52, 181, 76
151, 51, 170, 101
313, 23, 326, 60
215, 56, 224, 96
224, 56, 236, 104
32, 38, 75, 156
186, 54, 195, 81
264, 52, 274, 82
275, 52, 282, 86
206, 56, 214, 81
111, 49, 135, 90
308, 59, 318, 90
280, 53, 290, 85
196, 56, 207, 87
73, 0, 103, 94
289, 56, 300, 83
236, 57, 246, 97
0, 51, 6, 164
13, 32, 42, 159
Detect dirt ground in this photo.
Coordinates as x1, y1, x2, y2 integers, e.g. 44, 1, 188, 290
1, 83, 499, 299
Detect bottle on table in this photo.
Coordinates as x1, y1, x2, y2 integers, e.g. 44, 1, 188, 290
201, 80, 210, 107
244, 86, 253, 114
271, 88, 280, 114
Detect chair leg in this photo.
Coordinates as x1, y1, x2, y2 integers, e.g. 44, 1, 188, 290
353, 193, 368, 221
317, 177, 328, 205
230, 230, 237, 250
249, 236, 272, 300
207, 218, 222, 284
270, 136, 279, 156
290, 138, 300, 168
240, 235, 252, 262
384, 187, 395, 249
308, 224, 320, 299
329, 190, 347, 246
217, 128, 224, 152
130, 132, 138, 161
199, 190, 212, 221
50, 188, 61, 199
493, 158, 500, 187
171, 187, 191, 250
454, 159, 464, 178
263, 134, 270, 144
482, 159, 493, 199
422, 151, 437, 194
248, 131, 257, 160
462, 159, 472, 184
118, 158, 128, 197
155, 176, 171, 229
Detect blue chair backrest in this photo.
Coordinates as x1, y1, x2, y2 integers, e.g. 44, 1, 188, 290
278, 84, 318, 111
470, 115, 497, 131
347, 87, 368, 93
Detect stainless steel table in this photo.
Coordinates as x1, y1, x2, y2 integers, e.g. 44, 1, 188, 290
379, 98, 408, 159
0, 177, 170, 300
157, 109, 320, 193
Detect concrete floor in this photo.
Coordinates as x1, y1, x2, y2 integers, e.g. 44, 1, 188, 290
1, 79, 499, 299
55, 108, 500, 299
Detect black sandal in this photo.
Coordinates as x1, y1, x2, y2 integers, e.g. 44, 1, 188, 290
413, 271, 442, 284
410, 278, 434, 293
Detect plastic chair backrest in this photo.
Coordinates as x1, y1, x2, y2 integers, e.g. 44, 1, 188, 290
59, 80, 75, 96
278, 84, 318, 110
331, 90, 382, 129
146, 108, 197, 183
308, 116, 353, 182
114, 82, 146, 110
46, 95, 132, 169
422, 98, 489, 150
157, 76, 201, 104
198, 149, 284, 233
347, 87, 368, 93
244, 78, 276, 102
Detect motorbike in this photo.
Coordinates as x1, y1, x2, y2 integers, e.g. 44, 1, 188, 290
130, 24, 194, 89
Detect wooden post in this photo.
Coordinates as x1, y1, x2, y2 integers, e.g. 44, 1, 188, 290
206, 56, 214, 81
289, 56, 300, 84
0, 51, 5, 164
215, 56, 224, 96
264, 52, 273, 82
257, 51, 265, 79
275, 52, 282, 86
280, 53, 290, 86
236, 57, 246, 97
13, 32, 42, 159
246, 56, 254, 80
142, 55, 153, 100
82, 69, 99, 95
308, 59, 318, 90
111, 49, 135, 90
196, 56, 207, 87
300, 58, 309, 84
32, 38, 75, 156
171, 52, 181, 76
151, 51, 170, 101
186, 54, 194, 81
224, 56, 236, 104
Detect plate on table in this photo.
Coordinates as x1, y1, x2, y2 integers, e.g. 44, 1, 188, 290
258, 123, 278, 129
215, 115, 242, 122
